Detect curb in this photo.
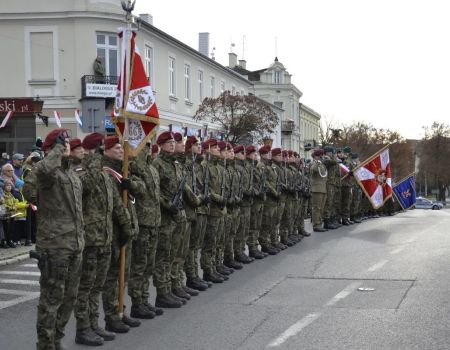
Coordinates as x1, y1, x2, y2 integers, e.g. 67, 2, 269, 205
0, 252, 31, 267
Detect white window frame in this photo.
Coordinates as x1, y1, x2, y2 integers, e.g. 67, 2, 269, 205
184, 63, 191, 101
274, 70, 281, 84
198, 70, 204, 102
210, 76, 215, 97
95, 32, 119, 76
220, 80, 226, 93
231, 86, 236, 95
169, 56, 176, 96
144, 43, 154, 86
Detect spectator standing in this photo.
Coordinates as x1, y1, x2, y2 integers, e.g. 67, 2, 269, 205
12, 153, 24, 178
0, 153, 9, 167
1, 163, 24, 190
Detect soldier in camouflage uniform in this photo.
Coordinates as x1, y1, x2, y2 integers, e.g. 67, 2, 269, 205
152, 131, 187, 308
340, 146, 354, 225
280, 150, 298, 246
310, 149, 328, 232
101, 136, 141, 332
246, 146, 267, 259
23, 129, 84, 350
71, 135, 126, 345
271, 148, 289, 249
290, 152, 304, 241
297, 158, 312, 237
349, 153, 363, 223
233, 145, 254, 264
322, 146, 339, 230
201, 139, 228, 283
259, 146, 281, 255
334, 148, 344, 226
128, 143, 164, 319
286, 151, 302, 243
185, 138, 211, 291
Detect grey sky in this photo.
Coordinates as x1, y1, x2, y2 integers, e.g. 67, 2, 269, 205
134, 0, 450, 140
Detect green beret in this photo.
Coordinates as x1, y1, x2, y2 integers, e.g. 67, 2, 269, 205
335, 147, 342, 153
343, 146, 352, 153
323, 145, 335, 153
351, 152, 359, 159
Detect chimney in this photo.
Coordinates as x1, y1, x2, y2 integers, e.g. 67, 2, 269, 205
228, 52, 237, 68
198, 32, 209, 57
139, 13, 153, 25
238, 59, 246, 70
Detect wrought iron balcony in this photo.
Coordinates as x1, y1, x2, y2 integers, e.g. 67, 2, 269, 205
281, 120, 295, 133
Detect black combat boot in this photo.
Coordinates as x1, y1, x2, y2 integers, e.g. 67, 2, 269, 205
261, 245, 278, 255
92, 326, 116, 341
216, 264, 232, 275
313, 227, 328, 232
249, 249, 265, 259
235, 252, 254, 263
353, 216, 362, 223
203, 272, 224, 283
122, 314, 141, 327
281, 238, 295, 247
75, 328, 104, 346
142, 301, 164, 316
342, 218, 351, 225
130, 304, 156, 319
105, 317, 130, 333
172, 287, 191, 300
155, 294, 182, 308
224, 259, 244, 270
183, 285, 199, 296
274, 242, 287, 250
186, 277, 208, 291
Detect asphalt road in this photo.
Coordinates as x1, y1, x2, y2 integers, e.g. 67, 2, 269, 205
1, 208, 450, 350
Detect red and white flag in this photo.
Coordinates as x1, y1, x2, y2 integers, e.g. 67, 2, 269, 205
30, 204, 37, 212
53, 111, 62, 127
353, 145, 392, 209
0, 111, 13, 128
74, 109, 83, 127
112, 29, 159, 156
339, 162, 349, 176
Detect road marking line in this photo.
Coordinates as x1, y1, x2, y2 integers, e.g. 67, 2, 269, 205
325, 282, 362, 306
21, 264, 38, 268
390, 247, 405, 255
0, 271, 40, 276
0, 293, 40, 310
367, 259, 389, 272
267, 313, 321, 348
0, 279, 39, 286
0, 288, 39, 296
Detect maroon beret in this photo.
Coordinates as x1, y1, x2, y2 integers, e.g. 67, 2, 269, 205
293, 152, 299, 157
203, 138, 218, 149
246, 145, 256, 155
82, 133, 104, 150
156, 131, 174, 145
259, 145, 271, 155
288, 150, 293, 157
272, 148, 282, 156
217, 141, 227, 151
282, 150, 288, 157
151, 144, 159, 154
185, 136, 199, 152
233, 145, 244, 153
69, 138, 82, 150
104, 136, 120, 150
173, 132, 183, 142
313, 149, 324, 157
226, 142, 233, 150
42, 128, 68, 151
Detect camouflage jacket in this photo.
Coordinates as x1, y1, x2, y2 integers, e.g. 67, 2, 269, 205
195, 155, 210, 215
260, 159, 279, 205
323, 156, 338, 186
341, 158, 355, 188
235, 159, 251, 207
310, 160, 328, 193
180, 154, 202, 222
204, 155, 227, 217
102, 156, 140, 241
23, 144, 84, 251
130, 147, 161, 228
78, 153, 131, 246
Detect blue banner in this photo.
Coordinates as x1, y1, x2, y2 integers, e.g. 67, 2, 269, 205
393, 174, 416, 210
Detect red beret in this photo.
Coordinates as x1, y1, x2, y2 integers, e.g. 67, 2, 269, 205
217, 141, 227, 151
185, 136, 199, 152
203, 138, 218, 149
288, 150, 293, 157
272, 148, 282, 156
173, 132, 183, 142
151, 144, 159, 154
246, 145, 256, 155
233, 145, 244, 153
42, 128, 68, 151
226, 142, 233, 150
282, 150, 288, 157
104, 136, 120, 150
313, 149, 324, 157
156, 131, 174, 145
259, 145, 271, 155
69, 138, 82, 150
82, 133, 104, 150
293, 152, 299, 157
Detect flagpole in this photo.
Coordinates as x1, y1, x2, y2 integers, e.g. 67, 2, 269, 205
119, 0, 134, 318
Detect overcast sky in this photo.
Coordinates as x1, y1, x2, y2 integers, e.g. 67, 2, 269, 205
134, 0, 450, 140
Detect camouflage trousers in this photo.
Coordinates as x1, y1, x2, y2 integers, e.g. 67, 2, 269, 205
235, 205, 251, 255
171, 217, 188, 290
153, 215, 176, 296
341, 186, 353, 220
102, 241, 132, 320
75, 245, 111, 331
185, 214, 207, 279
273, 200, 286, 244
225, 207, 240, 261
248, 202, 264, 251
334, 186, 342, 220
351, 187, 362, 218
128, 226, 159, 305
36, 248, 82, 350
260, 202, 278, 248
201, 215, 224, 275
324, 183, 336, 220
312, 192, 327, 228
281, 198, 295, 239
217, 211, 233, 265
296, 196, 309, 233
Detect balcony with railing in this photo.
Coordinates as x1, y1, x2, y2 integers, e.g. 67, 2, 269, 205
81, 75, 118, 99
281, 119, 295, 133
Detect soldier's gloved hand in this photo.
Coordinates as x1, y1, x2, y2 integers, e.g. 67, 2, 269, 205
120, 178, 131, 191
55, 132, 66, 146
95, 145, 104, 155
168, 204, 179, 216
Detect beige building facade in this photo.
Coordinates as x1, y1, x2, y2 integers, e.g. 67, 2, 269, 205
299, 103, 321, 158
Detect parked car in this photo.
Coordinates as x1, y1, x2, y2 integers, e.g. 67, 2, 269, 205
414, 197, 444, 210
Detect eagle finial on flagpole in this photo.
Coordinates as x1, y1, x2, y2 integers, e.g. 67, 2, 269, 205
121, 0, 136, 20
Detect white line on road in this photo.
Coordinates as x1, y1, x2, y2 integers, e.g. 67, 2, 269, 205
390, 247, 405, 255
0, 271, 40, 276
0, 293, 40, 310
367, 259, 389, 272
21, 264, 38, 268
0, 288, 39, 296
267, 313, 321, 348
325, 282, 362, 306
0, 279, 39, 286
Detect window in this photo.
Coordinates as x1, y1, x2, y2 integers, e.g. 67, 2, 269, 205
241, 89, 245, 96
169, 56, 176, 96
231, 86, 236, 95
274, 101, 283, 109
210, 76, 215, 97
144, 45, 153, 85
96, 33, 118, 76
220, 81, 225, 93
274, 70, 281, 84
184, 64, 191, 101
198, 70, 204, 101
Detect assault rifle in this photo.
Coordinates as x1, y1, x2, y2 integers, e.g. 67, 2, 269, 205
171, 167, 187, 210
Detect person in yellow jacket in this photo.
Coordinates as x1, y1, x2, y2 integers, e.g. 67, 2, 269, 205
3, 180, 28, 247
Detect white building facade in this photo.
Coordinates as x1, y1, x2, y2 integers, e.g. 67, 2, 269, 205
299, 103, 321, 158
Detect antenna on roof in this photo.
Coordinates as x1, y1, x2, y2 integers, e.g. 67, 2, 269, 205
275, 36, 278, 58
230, 41, 235, 53
211, 47, 216, 60
242, 35, 246, 60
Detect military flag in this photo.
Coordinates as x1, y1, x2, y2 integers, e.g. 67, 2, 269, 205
339, 162, 349, 177
0, 111, 13, 128
353, 144, 392, 209
392, 173, 416, 210
74, 109, 83, 127
53, 111, 62, 128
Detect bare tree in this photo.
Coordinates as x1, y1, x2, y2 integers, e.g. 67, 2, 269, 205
193, 91, 279, 144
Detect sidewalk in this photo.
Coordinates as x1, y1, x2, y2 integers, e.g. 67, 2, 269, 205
0, 244, 34, 266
